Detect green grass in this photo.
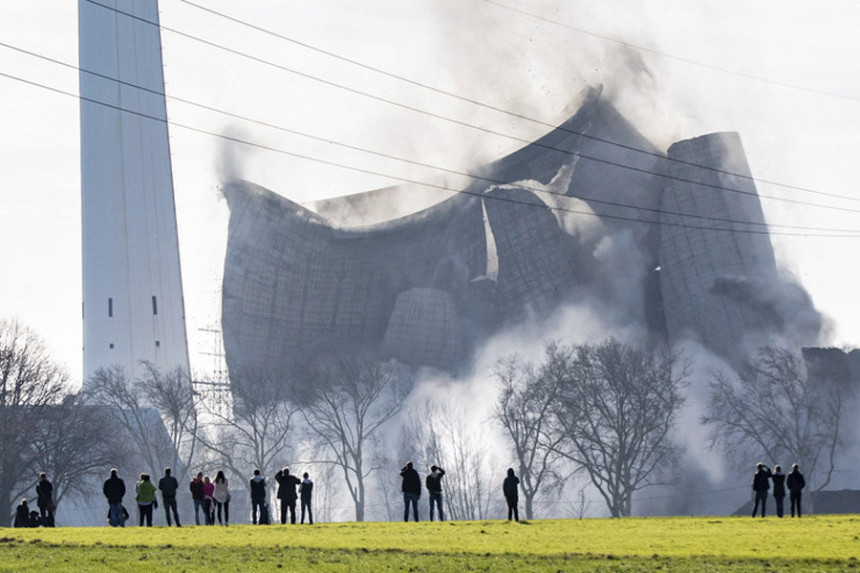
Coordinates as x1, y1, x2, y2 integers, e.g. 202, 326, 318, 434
1, 515, 858, 571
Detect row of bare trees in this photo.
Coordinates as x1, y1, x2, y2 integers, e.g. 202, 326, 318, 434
83, 355, 410, 524
0, 319, 134, 526
703, 346, 849, 493
2, 314, 850, 524
493, 339, 688, 518
494, 341, 852, 518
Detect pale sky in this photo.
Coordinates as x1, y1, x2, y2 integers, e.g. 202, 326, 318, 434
1, 0, 859, 384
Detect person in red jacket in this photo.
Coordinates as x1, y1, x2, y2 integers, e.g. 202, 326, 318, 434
189, 472, 205, 525
202, 475, 215, 525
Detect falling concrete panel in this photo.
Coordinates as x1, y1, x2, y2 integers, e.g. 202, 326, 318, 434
382, 288, 464, 371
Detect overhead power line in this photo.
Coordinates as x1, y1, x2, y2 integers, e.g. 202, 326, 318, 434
480, 0, 860, 104
81, 0, 860, 209
176, 0, 860, 206
5, 39, 860, 233
3, 67, 859, 240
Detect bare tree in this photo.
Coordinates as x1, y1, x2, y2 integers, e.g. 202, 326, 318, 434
299, 356, 407, 522
194, 366, 297, 501
570, 484, 592, 520
140, 361, 199, 477
406, 399, 496, 521
29, 394, 132, 508
552, 339, 688, 517
0, 319, 68, 525
493, 343, 568, 519
702, 346, 847, 492
374, 445, 401, 521
83, 365, 176, 476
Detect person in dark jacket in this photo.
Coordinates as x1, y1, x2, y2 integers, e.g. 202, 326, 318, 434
14, 499, 30, 528
28, 510, 41, 528
35, 472, 54, 526
103, 468, 126, 527
189, 472, 205, 525
249, 469, 267, 525
400, 461, 421, 522
787, 463, 806, 518
503, 468, 520, 522
751, 462, 773, 517
425, 465, 446, 522
275, 467, 301, 524
300, 472, 314, 525
771, 465, 786, 518
158, 467, 181, 527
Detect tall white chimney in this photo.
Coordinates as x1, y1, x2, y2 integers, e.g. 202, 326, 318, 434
79, 0, 190, 383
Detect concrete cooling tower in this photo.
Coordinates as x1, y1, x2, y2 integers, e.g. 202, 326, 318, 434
221, 88, 822, 376
659, 133, 822, 357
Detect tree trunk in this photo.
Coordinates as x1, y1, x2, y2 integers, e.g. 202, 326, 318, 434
355, 474, 366, 522
0, 498, 12, 527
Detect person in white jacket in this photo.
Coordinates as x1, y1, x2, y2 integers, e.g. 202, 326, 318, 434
213, 470, 230, 525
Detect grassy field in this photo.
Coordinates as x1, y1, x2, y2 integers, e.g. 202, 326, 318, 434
1, 515, 858, 572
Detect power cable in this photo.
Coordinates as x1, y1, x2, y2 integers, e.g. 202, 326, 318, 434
6, 40, 860, 233
480, 0, 860, 104
81, 0, 860, 212
177, 0, 860, 205
3, 67, 860, 239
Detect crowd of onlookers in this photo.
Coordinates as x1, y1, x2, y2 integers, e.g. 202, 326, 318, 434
13, 472, 55, 528
11, 461, 807, 527
751, 462, 806, 518
99, 466, 315, 527
13, 462, 522, 527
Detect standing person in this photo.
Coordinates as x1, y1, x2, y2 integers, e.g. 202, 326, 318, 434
751, 462, 773, 518
158, 467, 181, 527
300, 472, 313, 525
189, 472, 205, 525
249, 469, 267, 525
275, 467, 301, 524
503, 468, 520, 522
425, 465, 446, 522
103, 468, 126, 527
772, 465, 786, 518
135, 473, 157, 527
35, 472, 54, 527
787, 463, 806, 518
400, 461, 421, 522
202, 475, 215, 525
213, 470, 230, 526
